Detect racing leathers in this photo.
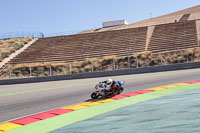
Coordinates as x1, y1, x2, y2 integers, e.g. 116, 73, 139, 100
100, 80, 117, 96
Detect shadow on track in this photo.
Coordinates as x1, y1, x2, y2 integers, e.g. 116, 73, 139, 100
84, 96, 109, 102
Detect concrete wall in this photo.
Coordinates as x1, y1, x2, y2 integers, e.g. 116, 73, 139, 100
0, 62, 200, 85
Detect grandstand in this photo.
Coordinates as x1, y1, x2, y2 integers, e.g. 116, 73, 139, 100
1, 5, 200, 77
148, 20, 198, 53
9, 27, 147, 64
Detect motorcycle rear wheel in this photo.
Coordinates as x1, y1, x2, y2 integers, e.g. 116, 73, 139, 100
117, 88, 124, 94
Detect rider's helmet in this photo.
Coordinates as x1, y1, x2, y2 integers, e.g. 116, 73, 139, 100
106, 79, 113, 85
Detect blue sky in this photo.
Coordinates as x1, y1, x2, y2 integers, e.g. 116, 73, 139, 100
0, 0, 199, 35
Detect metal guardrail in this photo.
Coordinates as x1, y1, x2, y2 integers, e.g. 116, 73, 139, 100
0, 31, 81, 40
0, 32, 44, 39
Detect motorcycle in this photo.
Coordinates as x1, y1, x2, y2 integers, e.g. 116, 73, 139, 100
91, 80, 125, 99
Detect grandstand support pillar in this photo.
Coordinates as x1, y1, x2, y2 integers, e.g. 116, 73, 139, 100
145, 26, 155, 51
195, 20, 200, 46
29, 67, 32, 77
49, 66, 52, 76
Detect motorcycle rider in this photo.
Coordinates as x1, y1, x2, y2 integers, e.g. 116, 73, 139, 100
91, 79, 125, 99
100, 79, 117, 96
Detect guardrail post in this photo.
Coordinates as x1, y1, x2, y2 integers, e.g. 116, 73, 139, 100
49, 66, 52, 76
69, 64, 72, 74
9, 69, 12, 79
91, 61, 94, 72
113, 59, 116, 70
29, 67, 32, 77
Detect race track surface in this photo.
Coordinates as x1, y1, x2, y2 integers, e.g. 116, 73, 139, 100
0, 68, 200, 123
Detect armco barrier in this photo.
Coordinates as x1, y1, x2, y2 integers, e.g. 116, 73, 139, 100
0, 62, 200, 85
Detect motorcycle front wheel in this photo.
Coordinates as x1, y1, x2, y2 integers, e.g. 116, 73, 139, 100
91, 92, 99, 99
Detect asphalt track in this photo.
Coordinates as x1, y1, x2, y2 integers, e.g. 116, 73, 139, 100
5, 82, 200, 133
0, 68, 200, 123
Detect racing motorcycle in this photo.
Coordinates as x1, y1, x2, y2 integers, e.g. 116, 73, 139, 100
91, 80, 125, 99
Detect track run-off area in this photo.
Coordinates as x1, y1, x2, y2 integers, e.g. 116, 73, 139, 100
0, 68, 200, 132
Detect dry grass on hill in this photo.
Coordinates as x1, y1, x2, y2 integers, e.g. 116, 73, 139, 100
0, 37, 32, 62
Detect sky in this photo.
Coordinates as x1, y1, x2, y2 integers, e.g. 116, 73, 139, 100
0, 0, 200, 36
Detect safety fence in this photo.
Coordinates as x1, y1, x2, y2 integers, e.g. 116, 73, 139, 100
1, 47, 200, 80
0, 30, 81, 40
0, 61, 200, 85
